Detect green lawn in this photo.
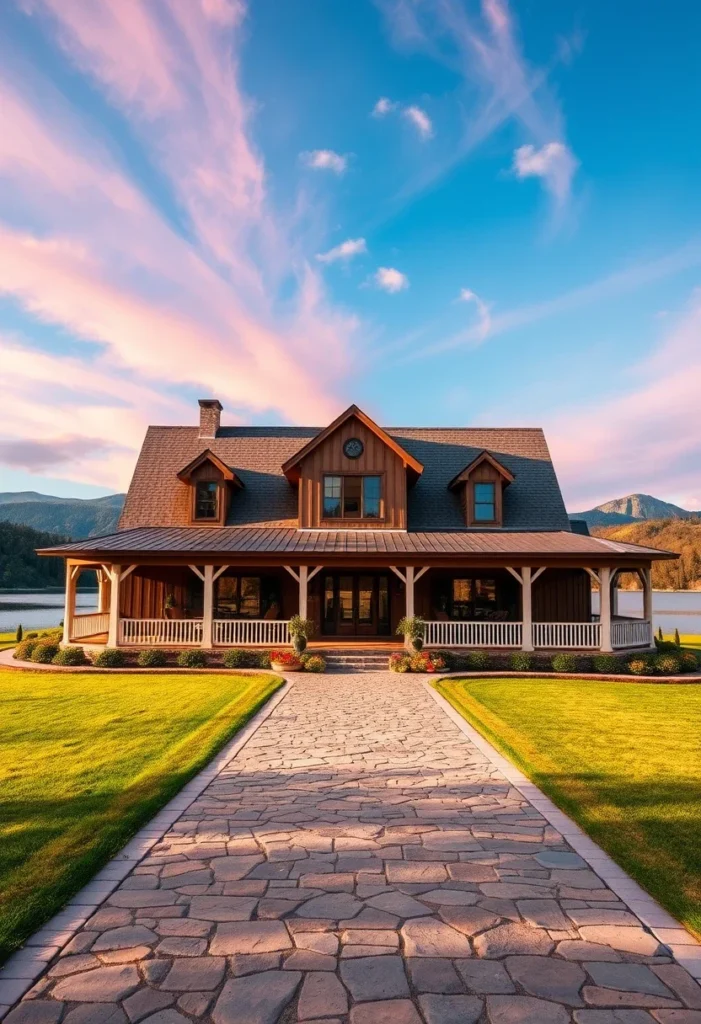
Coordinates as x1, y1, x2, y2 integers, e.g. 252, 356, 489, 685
436, 677, 701, 940
0, 628, 56, 651
0, 670, 282, 961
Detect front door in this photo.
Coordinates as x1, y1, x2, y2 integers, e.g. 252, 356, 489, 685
322, 573, 391, 636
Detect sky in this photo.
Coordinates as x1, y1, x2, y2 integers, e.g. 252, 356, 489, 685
0, 0, 700, 512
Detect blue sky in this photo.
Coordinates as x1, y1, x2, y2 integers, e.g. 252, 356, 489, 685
0, 0, 700, 511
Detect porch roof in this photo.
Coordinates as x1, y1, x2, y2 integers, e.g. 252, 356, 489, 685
39, 526, 676, 565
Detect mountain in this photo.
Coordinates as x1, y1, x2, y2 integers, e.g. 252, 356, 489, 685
570, 493, 701, 528
0, 492, 125, 539
0, 522, 69, 589
593, 518, 701, 590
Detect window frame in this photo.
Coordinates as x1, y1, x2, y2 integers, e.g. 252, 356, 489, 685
473, 481, 497, 524
193, 480, 220, 522
322, 473, 384, 522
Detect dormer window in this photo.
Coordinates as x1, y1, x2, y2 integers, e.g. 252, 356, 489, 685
195, 481, 219, 520
323, 475, 382, 520
473, 482, 496, 522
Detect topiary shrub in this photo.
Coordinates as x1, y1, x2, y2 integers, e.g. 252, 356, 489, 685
679, 650, 700, 673
655, 638, 679, 653
177, 649, 208, 668
13, 638, 39, 660
137, 649, 167, 668
628, 656, 652, 676
389, 652, 412, 673
303, 655, 326, 673
655, 653, 681, 676
26, 631, 39, 639
509, 651, 533, 671
468, 650, 490, 670
674, 628, 681, 646
52, 646, 88, 667
94, 648, 126, 668
31, 641, 60, 664
16, 624, 23, 642
223, 648, 248, 668
592, 654, 623, 674
552, 653, 578, 673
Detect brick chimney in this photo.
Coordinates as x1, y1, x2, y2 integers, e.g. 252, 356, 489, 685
198, 399, 222, 439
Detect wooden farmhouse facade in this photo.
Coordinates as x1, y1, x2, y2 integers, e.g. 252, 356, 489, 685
41, 401, 676, 653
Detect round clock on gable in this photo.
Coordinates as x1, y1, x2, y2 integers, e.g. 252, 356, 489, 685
343, 437, 364, 459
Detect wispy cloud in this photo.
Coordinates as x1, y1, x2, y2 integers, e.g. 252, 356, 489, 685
316, 238, 367, 264
0, 1, 357, 487
375, 267, 409, 293
458, 287, 492, 339
403, 105, 433, 140
513, 142, 578, 206
372, 96, 398, 117
302, 149, 348, 173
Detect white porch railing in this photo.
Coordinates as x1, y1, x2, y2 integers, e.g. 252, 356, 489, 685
214, 619, 291, 647
424, 620, 523, 648
71, 612, 109, 640
612, 619, 652, 649
119, 618, 203, 646
532, 622, 601, 649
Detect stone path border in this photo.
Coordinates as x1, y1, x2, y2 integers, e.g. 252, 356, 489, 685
427, 680, 701, 978
0, 680, 292, 1017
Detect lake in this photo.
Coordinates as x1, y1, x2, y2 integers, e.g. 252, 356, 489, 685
2, 587, 701, 635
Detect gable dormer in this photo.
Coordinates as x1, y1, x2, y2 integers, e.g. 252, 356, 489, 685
282, 404, 423, 529
448, 451, 514, 528
177, 450, 243, 527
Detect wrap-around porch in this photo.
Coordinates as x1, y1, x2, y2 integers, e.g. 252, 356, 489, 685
63, 559, 654, 652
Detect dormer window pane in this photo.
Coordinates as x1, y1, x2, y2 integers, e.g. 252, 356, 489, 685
474, 482, 496, 522
343, 476, 362, 517
323, 476, 342, 517
195, 481, 218, 519
363, 476, 381, 518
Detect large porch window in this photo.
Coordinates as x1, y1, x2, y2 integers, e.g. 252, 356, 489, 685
431, 575, 511, 621
214, 575, 280, 619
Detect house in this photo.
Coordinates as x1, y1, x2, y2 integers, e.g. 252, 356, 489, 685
41, 401, 676, 653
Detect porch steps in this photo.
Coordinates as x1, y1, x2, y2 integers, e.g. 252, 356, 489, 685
318, 649, 393, 672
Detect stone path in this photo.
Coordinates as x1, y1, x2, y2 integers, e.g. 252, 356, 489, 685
6, 674, 701, 1024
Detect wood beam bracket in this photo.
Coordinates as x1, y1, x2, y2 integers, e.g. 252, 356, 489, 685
307, 565, 324, 583
283, 565, 301, 583
414, 566, 430, 583
119, 564, 137, 583
212, 565, 230, 582
389, 565, 407, 583
188, 564, 205, 582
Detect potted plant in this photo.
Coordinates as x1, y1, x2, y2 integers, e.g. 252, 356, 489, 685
270, 649, 304, 672
164, 593, 177, 619
288, 615, 315, 655
396, 616, 426, 651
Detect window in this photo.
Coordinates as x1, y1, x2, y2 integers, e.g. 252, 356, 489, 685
215, 575, 262, 618
323, 475, 382, 520
473, 482, 496, 522
195, 481, 218, 520
452, 578, 473, 619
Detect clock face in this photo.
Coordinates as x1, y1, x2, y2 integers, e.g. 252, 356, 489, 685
343, 437, 364, 459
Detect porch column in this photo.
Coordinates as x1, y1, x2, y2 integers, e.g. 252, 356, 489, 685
641, 566, 654, 646
62, 562, 78, 645
599, 566, 612, 652
611, 571, 620, 617
521, 566, 533, 652
97, 569, 110, 614
107, 564, 121, 647
202, 565, 214, 648
405, 566, 415, 619
299, 565, 309, 619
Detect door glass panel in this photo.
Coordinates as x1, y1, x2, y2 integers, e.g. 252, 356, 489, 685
339, 576, 354, 620
363, 476, 381, 518
324, 576, 335, 619
343, 477, 362, 518
474, 579, 497, 613
452, 578, 473, 619
216, 576, 238, 618
378, 576, 389, 626
239, 577, 261, 617
358, 576, 373, 622
323, 476, 342, 518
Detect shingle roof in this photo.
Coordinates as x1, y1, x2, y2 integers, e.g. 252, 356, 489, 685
41, 526, 676, 563
119, 425, 570, 532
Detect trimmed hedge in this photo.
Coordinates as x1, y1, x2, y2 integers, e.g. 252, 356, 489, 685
177, 649, 208, 669
94, 648, 126, 669
551, 653, 578, 673
137, 649, 167, 668
509, 651, 533, 671
31, 642, 60, 664
52, 646, 89, 667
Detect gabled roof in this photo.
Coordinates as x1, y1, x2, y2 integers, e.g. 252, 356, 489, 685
176, 449, 243, 486
448, 450, 515, 491
281, 404, 424, 483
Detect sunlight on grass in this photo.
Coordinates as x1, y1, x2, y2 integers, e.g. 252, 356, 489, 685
436, 676, 701, 940
0, 670, 281, 961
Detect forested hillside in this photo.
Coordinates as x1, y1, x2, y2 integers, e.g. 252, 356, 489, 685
594, 518, 701, 590
0, 492, 123, 538
0, 523, 67, 589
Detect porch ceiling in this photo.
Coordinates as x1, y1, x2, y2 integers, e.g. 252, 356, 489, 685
38, 525, 676, 567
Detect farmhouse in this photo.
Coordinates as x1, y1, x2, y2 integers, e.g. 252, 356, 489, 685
41, 401, 676, 653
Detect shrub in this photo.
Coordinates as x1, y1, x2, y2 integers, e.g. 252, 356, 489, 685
177, 649, 208, 668
289, 615, 315, 654
137, 649, 167, 668
674, 628, 681, 646
52, 646, 89, 667
13, 638, 39, 660
679, 650, 700, 673
31, 641, 60, 664
655, 653, 681, 676
27, 631, 39, 639
94, 648, 126, 668
389, 652, 412, 673
257, 650, 272, 669
409, 651, 447, 673
592, 654, 623, 674
16, 624, 23, 642
269, 650, 302, 670
655, 638, 680, 653
435, 649, 457, 671
509, 651, 533, 671
396, 616, 425, 649
223, 648, 248, 668
303, 654, 326, 673
552, 653, 578, 673
657, 626, 664, 642
468, 650, 490, 670
628, 656, 652, 676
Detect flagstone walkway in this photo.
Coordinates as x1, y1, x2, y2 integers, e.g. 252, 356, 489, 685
7, 674, 701, 1024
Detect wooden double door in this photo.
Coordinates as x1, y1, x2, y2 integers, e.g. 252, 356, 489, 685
322, 572, 391, 636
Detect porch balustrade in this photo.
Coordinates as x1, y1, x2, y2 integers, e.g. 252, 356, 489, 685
424, 620, 523, 648
532, 621, 601, 649
119, 618, 203, 646
70, 612, 109, 640
213, 619, 291, 646
611, 618, 653, 649
423, 619, 652, 650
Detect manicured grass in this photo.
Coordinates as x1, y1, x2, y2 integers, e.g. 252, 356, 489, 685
0, 628, 55, 651
436, 676, 701, 940
0, 670, 282, 961
663, 633, 701, 651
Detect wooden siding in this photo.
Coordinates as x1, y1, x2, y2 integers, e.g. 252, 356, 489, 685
533, 569, 591, 622
298, 415, 408, 529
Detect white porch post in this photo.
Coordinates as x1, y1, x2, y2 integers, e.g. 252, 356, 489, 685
299, 565, 309, 619
599, 566, 612, 652
107, 564, 121, 647
63, 562, 78, 645
521, 566, 533, 652
641, 566, 654, 646
611, 571, 620, 617
202, 565, 214, 648
97, 569, 109, 614
405, 566, 415, 619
